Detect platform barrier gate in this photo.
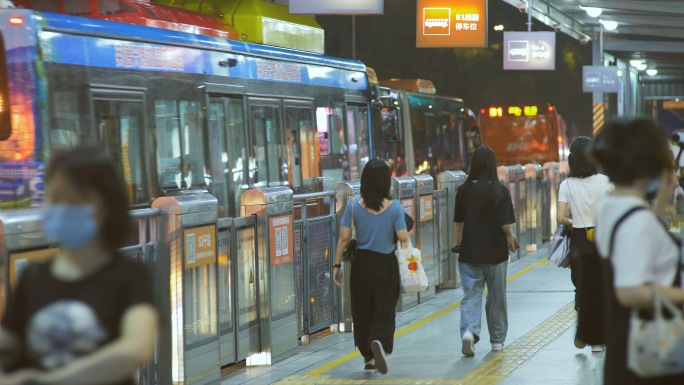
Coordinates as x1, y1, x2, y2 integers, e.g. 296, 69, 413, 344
437, 171, 467, 289
242, 187, 298, 365
413, 175, 436, 304
525, 164, 543, 251
391, 177, 418, 311
332, 181, 361, 333
291, 190, 337, 339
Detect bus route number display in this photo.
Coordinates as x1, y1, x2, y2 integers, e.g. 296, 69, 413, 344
270, 215, 294, 267
185, 225, 216, 269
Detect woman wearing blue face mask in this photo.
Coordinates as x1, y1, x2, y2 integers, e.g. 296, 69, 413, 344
0, 147, 158, 385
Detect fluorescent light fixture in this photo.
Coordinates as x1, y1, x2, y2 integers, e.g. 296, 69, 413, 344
600, 19, 618, 30
637, 64, 648, 71
580, 6, 602, 17
629, 60, 642, 67
647, 69, 658, 76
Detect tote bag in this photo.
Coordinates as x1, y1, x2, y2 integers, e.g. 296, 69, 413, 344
396, 238, 428, 293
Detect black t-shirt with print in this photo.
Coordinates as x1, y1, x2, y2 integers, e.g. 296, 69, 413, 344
454, 182, 516, 265
2, 255, 154, 385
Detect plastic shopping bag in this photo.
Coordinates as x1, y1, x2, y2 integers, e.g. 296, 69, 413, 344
396, 238, 428, 293
547, 224, 571, 268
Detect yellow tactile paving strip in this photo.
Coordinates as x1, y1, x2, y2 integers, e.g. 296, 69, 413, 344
272, 301, 576, 385
453, 301, 577, 385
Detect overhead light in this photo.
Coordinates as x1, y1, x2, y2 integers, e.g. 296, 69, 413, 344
617, 70, 622, 76
494, 25, 505, 31
647, 69, 658, 76
629, 60, 642, 67
580, 6, 602, 18
637, 64, 647, 71
600, 19, 618, 30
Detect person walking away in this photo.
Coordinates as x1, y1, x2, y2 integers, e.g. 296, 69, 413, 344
0, 147, 159, 385
556, 136, 612, 352
453, 147, 516, 356
333, 159, 408, 375
592, 119, 684, 384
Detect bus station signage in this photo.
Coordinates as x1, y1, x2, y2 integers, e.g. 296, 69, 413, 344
289, 0, 383, 15
582, 66, 619, 93
416, 0, 488, 48
503, 32, 556, 70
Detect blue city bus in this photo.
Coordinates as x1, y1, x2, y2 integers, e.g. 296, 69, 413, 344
0, 9, 371, 216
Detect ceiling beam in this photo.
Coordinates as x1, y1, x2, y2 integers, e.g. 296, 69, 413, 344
604, 40, 684, 54
613, 26, 684, 40
576, 0, 684, 15
499, 0, 591, 41
598, 14, 684, 28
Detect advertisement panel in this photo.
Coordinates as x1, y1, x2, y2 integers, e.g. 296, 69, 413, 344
503, 32, 556, 70
290, 0, 383, 15
270, 215, 294, 267
419, 195, 434, 222
185, 225, 217, 268
416, 0, 488, 48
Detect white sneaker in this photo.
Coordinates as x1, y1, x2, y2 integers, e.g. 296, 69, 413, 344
491, 343, 504, 351
370, 340, 388, 374
591, 345, 604, 353
462, 331, 475, 356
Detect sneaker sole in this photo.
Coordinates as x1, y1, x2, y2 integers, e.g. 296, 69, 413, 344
364, 369, 377, 374
462, 338, 475, 356
371, 341, 388, 374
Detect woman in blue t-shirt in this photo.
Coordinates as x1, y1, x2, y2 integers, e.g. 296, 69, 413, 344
333, 159, 408, 375
0, 147, 158, 385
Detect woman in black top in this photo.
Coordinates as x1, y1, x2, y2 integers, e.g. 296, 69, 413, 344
0, 147, 158, 385
453, 147, 516, 357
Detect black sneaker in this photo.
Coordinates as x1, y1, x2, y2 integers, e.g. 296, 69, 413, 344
371, 340, 388, 374
364, 363, 377, 374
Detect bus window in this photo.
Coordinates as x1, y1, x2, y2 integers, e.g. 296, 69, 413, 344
97, 0, 136, 15
250, 103, 281, 186
179, 101, 206, 188
228, 100, 246, 212
63, 0, 92, 15
155, 100, 181, 190
381, 108, 400, 143
27, 0, 60, 12
93, 99, 146, 204
346, 108, 357, 180
357, 106, 370, 173
49, 91, 80, 149
285, 106, 314, 189
208, 100, 228, 216
0, 31, 9, 141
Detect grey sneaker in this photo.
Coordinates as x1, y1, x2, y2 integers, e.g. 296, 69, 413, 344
462, 331, 475, 356
370, 340, 388, 374
491, 343, 504, 351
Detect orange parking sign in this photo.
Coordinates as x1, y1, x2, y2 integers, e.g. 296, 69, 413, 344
417, 0, 487, 48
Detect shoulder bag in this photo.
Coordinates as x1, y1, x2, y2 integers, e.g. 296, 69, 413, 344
342, 198, 358, 264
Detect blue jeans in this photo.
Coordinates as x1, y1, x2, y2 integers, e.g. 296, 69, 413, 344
459, 261, 508, 344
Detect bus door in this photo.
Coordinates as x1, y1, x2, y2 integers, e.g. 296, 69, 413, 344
90, 89, 148, 206
207, 91, 247, 218
284, 101, 315, 192
248, 98, 284, 188
345, 104, 371, 181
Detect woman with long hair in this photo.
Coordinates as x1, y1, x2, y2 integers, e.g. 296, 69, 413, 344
0, 147, 158, 385
333, 159, 409, 375
556, 136, 612, 352
453, 147, 516, 356
592, 119, 684, 384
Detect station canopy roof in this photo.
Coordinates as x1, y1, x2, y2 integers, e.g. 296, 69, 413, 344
499, 0, 684, 81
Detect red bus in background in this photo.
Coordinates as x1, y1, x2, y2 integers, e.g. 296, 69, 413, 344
479, 104, 568, 166
15, 0, 239, 40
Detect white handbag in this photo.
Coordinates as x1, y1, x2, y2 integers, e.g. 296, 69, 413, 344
395, 238, 428, 293
628, 283, 684, 378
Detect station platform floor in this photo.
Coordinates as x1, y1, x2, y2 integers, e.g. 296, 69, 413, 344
223, 246, 605, 385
